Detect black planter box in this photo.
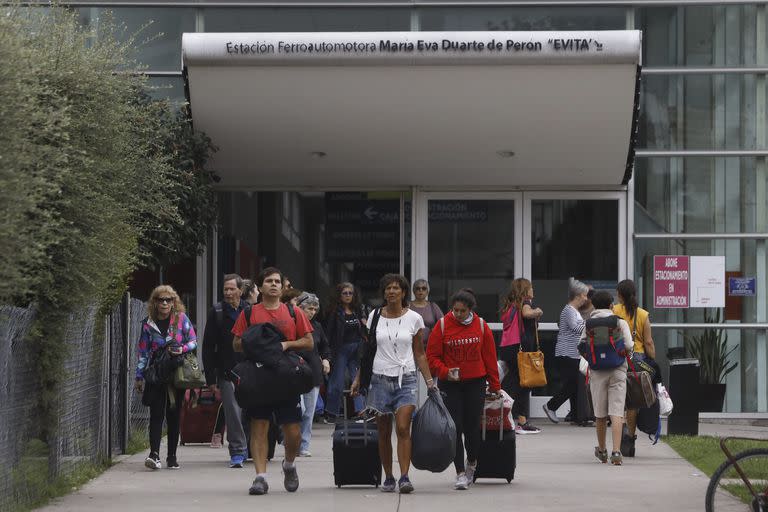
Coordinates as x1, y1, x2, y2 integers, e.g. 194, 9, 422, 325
698, 383, 726, 413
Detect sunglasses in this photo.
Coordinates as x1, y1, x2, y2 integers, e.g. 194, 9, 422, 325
341, 291, 354, 296
157, 297, 174, 304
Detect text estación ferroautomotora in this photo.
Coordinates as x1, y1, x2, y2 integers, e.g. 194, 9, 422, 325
224, 37, 602, 55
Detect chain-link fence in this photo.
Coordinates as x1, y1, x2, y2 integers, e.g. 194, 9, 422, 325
0, 296, 147, 510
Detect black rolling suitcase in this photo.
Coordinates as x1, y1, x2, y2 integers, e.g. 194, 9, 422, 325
474, 396, 516, 483
332, 393, 381, 487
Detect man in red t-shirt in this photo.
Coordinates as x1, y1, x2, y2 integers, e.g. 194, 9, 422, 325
231, 267, 313, 496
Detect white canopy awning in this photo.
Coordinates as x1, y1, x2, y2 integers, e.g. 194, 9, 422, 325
182, 31, 641, 189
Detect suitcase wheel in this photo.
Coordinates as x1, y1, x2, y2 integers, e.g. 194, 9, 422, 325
506, 478, 512, 483
337, 485, 341, 488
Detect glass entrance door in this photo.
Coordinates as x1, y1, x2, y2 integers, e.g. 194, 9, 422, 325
414, 190, 626, 414
523, 192, 627, 326
413, 193, 523, 321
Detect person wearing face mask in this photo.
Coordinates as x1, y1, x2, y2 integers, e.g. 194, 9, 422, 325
294, 292, 331, 457
427, 288, 500, 490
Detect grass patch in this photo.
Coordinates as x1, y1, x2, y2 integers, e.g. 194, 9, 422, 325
5, 439, 110, 512
665, 435, 768, 476
126, 429, 149, 455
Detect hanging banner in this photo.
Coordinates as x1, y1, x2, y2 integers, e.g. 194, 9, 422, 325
654, 255, 690, 308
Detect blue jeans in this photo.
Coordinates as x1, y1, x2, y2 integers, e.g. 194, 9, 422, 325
326, 342, 365, 417
366, 372, 418, 415
299, 386, 320, 453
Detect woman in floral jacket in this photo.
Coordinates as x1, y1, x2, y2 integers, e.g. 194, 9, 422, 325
134, 285, 197, 470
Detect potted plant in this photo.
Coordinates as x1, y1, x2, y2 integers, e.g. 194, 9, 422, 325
682, 309, 738, 412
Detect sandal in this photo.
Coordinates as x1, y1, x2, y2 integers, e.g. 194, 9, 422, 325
594, 447, 608, 463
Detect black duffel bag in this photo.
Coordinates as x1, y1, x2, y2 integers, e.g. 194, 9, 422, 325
231, 351, 314, 409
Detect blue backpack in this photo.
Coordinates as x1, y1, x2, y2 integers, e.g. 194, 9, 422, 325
578, 315, 627, 370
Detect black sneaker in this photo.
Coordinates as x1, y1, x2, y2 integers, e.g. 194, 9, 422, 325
282, 460, 299, 492
621, 425, 636, 457
249, 476, 268, 495
621, 434, 636, 457
166, 456, 180, 469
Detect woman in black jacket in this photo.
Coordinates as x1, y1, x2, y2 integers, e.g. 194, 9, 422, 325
323, 282, 367, 419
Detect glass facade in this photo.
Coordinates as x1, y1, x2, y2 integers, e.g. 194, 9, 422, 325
88, 1, 766, 413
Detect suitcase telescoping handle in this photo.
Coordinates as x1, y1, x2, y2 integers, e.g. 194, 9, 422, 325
481, 394, 505, 442
342, 389, 369, 446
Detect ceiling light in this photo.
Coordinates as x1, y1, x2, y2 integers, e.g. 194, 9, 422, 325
496, 150, 515, 158
310, 151, 327, 159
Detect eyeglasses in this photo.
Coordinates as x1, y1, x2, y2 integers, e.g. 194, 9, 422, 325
414, 287, 428, 291
341, 291, 354, 296
157, 297, 174, 304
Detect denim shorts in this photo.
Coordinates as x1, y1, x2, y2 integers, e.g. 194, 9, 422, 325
365, 372, 418, 415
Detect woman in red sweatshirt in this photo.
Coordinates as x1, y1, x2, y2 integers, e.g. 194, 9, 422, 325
427, 288, 500, 491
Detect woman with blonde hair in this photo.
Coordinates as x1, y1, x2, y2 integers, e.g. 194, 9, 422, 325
499, 278, 543, 434
134, 285, 197, 470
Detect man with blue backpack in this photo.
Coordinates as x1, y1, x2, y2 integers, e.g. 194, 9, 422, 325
578, 290, 634, 466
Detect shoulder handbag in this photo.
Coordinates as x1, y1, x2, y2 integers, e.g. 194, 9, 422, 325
517, 322, 547, 388
358, 308, 382, 393
168, 313, 205, 389
174, 351, 207, 389
625, 357, 657, 409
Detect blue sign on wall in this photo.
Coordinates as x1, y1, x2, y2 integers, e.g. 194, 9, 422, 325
728, 277, 756, 297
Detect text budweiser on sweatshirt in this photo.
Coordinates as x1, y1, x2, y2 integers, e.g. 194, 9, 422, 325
426, 311, 500, 391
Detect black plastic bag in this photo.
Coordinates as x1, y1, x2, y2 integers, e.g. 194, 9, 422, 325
411, 388, 457, 473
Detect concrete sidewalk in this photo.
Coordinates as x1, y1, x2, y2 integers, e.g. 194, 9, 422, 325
38, 421, 765, 512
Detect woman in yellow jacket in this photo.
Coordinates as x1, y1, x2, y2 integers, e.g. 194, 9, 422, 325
612, 279, 655, 457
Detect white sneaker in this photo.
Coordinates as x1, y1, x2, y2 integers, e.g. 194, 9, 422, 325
465, 460, 477, 485
454, 472, 469, 490
144, 453, 161, 470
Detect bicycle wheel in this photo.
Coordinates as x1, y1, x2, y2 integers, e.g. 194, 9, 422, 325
706, 448, 768, 512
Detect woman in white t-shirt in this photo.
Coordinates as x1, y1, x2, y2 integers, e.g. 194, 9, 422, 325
352, 273, 435, 494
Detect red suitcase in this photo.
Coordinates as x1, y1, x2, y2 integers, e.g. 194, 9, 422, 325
180, 387, 223, 445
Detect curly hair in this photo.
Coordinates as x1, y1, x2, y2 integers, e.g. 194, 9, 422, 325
147, 285, 186, 321
327, 282, 362, 314
380, 274, 410, 308
501, 278, 531, 315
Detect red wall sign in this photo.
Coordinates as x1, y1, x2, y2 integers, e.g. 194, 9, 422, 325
654, 255, 690, 308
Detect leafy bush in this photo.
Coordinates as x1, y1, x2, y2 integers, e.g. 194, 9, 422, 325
0, 5, 217, 507
682, 309, 738, 384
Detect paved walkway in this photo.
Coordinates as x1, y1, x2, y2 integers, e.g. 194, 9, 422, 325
39, 421, 768, 512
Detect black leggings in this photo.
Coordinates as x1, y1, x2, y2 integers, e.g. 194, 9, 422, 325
498, 344, 530, 420
546, 356, 581, 412
441, 377, 486, 474
148, 385, 184, 458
